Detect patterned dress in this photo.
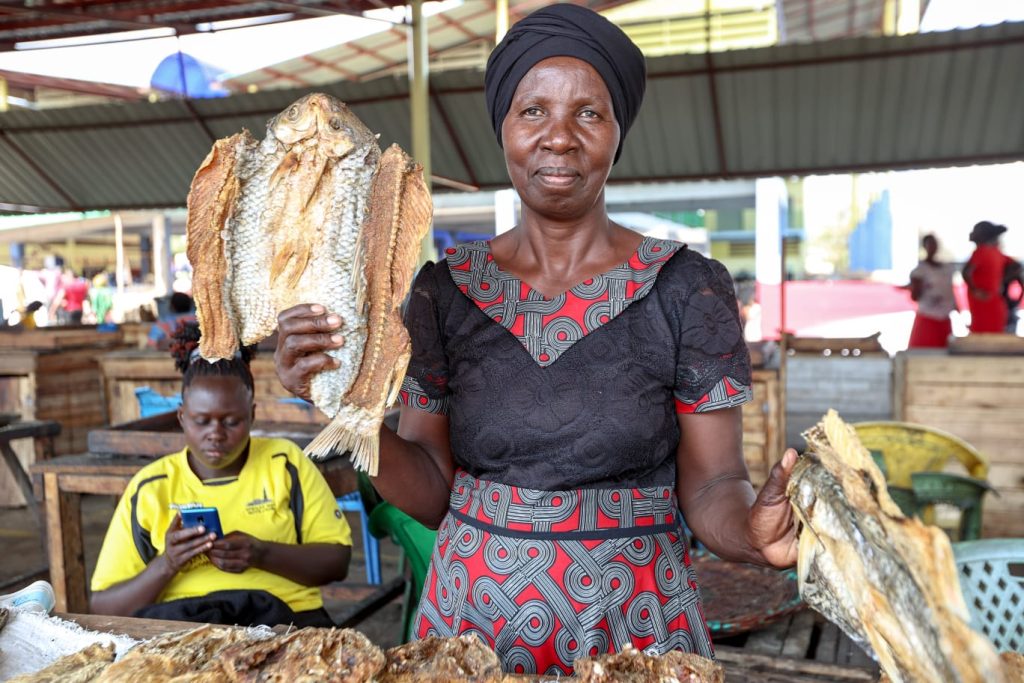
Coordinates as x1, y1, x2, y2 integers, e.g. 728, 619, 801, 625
398, 236, 751, 676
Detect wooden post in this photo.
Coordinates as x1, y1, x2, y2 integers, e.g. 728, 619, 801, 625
409, 0, 435, 265
114, 213, 126, 297
44, 472, 87, 613
152, 213, 171, 295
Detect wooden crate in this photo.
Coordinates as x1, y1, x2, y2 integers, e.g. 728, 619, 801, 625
785, 352, 893, 449
99, 350, 328, 426
743, 369, 783, 489
894, 351, 1024, 537
0, 341, 111, 505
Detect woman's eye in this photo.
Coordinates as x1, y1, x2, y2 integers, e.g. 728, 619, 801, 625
580, 109, 598, 119
193, 417, 209, 426
524, 106, 543, 116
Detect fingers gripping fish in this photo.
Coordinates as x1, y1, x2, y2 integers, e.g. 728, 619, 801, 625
185, 93, 432, 474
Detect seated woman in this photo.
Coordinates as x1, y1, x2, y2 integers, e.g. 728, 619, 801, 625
90, 322, 351, 627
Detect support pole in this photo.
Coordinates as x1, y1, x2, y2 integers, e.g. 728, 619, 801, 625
152, 213, 171, 294
409, 0, 435, 264
0, 77, 8, 113
496, 0, 510, 43
114, 213, 125, 298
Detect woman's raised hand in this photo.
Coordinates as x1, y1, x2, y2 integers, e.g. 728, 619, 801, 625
274, 304, 344, 401
746, 449, 800, 569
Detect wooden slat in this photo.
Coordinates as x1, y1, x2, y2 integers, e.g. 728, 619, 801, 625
44, 472, 87, 613
59, 474, 131, 495
904, 383, 1024, 409
0, 328, 123, 349
744, 613, 792, 656
903, 354, 1024, 385
780, 610, 816, 660
814, 620, 839, 664
716, 644, 875, 681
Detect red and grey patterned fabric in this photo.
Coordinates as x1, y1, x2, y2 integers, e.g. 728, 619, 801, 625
445, 238, 681, 366
416, 471, 714, 676
398, 238, 751, 491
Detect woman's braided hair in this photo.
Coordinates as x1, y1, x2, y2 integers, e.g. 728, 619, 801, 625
169, 321, 256, 396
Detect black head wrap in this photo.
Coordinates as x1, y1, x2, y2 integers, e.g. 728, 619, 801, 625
971, 220, 1007, 244
484, 4, 646, 164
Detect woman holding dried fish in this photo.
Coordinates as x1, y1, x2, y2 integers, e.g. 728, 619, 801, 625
275, 4, 798, 676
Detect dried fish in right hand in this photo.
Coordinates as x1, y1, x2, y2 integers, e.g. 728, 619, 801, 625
788, 409, 1003, 683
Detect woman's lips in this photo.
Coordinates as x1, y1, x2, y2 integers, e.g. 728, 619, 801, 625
536, 167, 579, 186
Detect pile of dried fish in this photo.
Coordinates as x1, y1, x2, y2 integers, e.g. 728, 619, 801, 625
787, 409, 1006, 683
186, 93, 432, 474
573, 646, 723, 682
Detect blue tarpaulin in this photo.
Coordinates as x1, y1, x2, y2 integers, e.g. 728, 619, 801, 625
150, 52, 227, 98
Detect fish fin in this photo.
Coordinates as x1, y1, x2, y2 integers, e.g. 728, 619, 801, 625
187, 133, 246, 360
269, 151, 300, 190
304, 410, 380, 476
390, 150, 433, 302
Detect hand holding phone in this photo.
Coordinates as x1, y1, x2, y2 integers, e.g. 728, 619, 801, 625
164, 512, 217, 573
179, 507, 224, 539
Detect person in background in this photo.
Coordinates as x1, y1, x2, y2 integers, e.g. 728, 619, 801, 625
90, 322, 351, 627
89, 272, 115, 325
907, 234, 958, 348
148, 292, 197, 349
5, 301, 43, 329
273, 5, 797, 675
1002, 257, 1023, 334
963, 221, 1015, 334
49, 267, 89, 325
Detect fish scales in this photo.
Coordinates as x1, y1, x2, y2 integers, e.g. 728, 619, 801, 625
305, 144, 432, 473
788, 410, 1004, 683
186, 93, 429, 474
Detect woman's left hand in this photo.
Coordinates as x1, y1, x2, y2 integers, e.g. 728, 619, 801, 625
208, 532, 266, 573
745, 449, 800, 568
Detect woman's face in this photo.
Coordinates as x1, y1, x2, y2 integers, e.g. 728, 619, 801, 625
178, 375, 254, 476
501, 56, 620, 221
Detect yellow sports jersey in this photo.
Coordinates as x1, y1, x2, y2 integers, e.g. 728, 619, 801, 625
91, 437, 352, 613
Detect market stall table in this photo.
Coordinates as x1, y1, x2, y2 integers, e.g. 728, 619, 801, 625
0, 419, 60, 530
53, 613, 879, 682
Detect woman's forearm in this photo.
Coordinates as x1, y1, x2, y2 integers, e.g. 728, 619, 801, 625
89, 555, 175, 616
681, 475, 764, 565
255, 542, 350, 586
373, 422, 455, 529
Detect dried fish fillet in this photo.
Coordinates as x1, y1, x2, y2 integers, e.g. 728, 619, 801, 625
186, 93, 431, 473
788, 409, 1003, 683
573, 645, 723, 682
7, 642, 114, 683
380, 634, 502, 682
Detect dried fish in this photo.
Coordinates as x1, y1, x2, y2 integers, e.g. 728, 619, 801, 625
186, 93, 431, 474
788, 409, 1003, 683
7, 642, 114, 683
573, 645, 723, 682
380, 634, 502, 682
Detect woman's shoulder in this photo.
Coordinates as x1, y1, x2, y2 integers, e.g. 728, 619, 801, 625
657, 243, 736, 292
248, 437, 304, 462
126, 451, 183, 492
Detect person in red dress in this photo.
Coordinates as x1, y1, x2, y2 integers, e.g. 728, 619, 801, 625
963, 221, 1014, 334
908, 234, 957, 348
273, 5, 798, 676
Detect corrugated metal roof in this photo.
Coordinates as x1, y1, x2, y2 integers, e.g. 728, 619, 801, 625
2, 20, 1023, 212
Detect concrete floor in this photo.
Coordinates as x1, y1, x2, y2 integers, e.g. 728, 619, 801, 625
0, 496, 407, 649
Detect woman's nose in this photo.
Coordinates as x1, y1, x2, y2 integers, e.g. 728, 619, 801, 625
541, 114, 577, 154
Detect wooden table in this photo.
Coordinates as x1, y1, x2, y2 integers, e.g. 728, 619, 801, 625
0, 420, 60, 528
31, 452, 355, 614
56, 613, 879, 682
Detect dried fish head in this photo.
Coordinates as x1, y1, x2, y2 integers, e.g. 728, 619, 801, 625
269, 93, 375, 159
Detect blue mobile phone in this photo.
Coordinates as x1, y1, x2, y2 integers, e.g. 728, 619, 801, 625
179, 507, 224, 539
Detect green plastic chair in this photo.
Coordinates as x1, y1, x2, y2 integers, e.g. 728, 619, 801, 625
953, 539, 1024, 652
856, 422, 992, 540
911, 472, 995, 541
367, 500, 438, 643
